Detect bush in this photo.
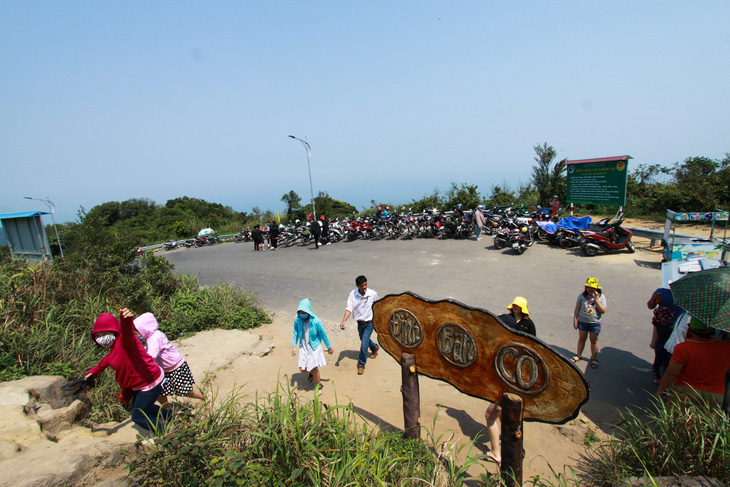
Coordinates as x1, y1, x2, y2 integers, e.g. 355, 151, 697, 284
582, 394, 730, 485
130, 382, 441, 487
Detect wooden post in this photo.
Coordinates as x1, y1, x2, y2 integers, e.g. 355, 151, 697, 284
400, 352, 421, 440
500, 393, 524, 487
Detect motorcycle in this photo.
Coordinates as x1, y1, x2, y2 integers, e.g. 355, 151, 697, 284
235, 229, 252, 243
580, 219, 635, 256
163, 240, 179, 251
510, 224, 534, 255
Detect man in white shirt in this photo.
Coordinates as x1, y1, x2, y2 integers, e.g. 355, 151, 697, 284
339, 275, 380, 375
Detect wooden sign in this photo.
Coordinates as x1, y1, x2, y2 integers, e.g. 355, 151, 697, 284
372, 292, 589, 424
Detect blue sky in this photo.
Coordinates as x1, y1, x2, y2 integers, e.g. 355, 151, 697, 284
2, 1, 729, 224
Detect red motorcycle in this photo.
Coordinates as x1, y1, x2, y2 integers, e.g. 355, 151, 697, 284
580, 219, 635, 256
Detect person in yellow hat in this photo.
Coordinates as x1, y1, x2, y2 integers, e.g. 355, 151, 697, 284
498, 296, 536, 336
484, 296, 537, 464
571, 278, 607, 369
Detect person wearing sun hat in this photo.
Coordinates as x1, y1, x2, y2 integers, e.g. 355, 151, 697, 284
484, 296, 537, 464
498, 296, 536, 336
571, 277, 607, 368
656, 314, 730, 411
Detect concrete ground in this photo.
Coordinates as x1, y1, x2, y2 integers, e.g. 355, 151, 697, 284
165, 233, 664, 431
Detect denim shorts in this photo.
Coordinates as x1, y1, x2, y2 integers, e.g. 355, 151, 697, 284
578, 321, 601, 335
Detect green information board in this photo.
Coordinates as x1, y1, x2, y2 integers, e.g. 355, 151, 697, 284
566, 158, 629, 206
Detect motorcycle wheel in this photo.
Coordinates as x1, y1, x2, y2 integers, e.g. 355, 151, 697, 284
582, 244, 599, 257
514, 244, 526, 255
627, 240, 636, 253
559, 234, 574, 248
494, 238, 506, 249
302, 236, 311, 246
284, 238, 294, 247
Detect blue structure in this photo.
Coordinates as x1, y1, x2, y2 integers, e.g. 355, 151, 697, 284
0, 211, 53, 262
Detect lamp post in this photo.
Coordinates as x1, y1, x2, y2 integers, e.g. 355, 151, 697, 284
288, 135, 316, 222
24, 195, 64, 258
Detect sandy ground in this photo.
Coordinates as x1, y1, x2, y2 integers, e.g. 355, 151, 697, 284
182, 312, 604, 482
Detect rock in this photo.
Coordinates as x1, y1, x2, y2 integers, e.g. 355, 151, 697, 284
35, 399, 88, 435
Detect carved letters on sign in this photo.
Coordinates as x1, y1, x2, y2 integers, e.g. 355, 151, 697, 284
436, 323, 478, 368
494, 343, 549, 395
390, 309, 423, 349
372, 292, 590, 424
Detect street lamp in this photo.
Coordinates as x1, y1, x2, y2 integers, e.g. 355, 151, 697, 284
24, 195, 64, 258
288, 135, 316, 222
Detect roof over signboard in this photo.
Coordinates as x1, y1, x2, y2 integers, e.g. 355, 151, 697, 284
565, 155, 632, 165
0, 211, 50, 220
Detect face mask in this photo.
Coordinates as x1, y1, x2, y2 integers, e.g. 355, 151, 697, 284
96, 332, 116, 348
298, 312, 310, 320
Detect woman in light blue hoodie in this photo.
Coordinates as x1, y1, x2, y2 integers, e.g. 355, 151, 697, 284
291, 298, 334, 394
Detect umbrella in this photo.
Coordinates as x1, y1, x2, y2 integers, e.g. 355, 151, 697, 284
669, 267, 730, 332
198, 228, 214, 236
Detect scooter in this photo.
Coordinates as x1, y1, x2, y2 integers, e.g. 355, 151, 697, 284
580, 219, 635, 256
510, 224, 534, 255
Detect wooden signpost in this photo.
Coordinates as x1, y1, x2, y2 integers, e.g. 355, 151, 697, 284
372, 292, 590, 485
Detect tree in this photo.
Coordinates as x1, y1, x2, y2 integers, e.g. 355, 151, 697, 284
443, 182, 482, 210
281, 191, 302, 218
531, 142, 566, 207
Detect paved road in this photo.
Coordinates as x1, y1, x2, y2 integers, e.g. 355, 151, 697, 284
164, 235, 664, 429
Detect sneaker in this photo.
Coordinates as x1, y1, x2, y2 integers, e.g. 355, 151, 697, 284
476, 237, 482, 241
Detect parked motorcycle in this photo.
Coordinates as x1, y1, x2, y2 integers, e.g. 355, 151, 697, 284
163, 240, 179, 251
235, 229, 252, 243
580, 219, 635, 256
510, 224, 534, 254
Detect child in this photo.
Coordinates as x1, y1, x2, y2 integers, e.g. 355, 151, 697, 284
85, 308, 171, 432
291, 298, 334, 394
133, 312, 206, 408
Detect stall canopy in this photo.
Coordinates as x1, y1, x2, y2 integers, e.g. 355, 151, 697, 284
0, 211, 53, 262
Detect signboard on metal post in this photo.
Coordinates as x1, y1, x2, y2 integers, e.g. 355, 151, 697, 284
566, 156, 631, 206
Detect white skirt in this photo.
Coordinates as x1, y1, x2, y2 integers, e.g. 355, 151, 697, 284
298, 343, 327, 372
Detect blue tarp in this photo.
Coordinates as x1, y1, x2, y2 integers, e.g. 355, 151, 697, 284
538, 216, 592, 235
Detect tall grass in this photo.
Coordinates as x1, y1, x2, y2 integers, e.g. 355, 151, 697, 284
130, 381, 454, 486
582, 394, 730, 485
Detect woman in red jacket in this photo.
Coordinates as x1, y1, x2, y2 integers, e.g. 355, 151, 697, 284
85, 308, 171, 432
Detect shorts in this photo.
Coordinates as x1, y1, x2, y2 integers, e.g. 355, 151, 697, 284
161, 361, 196, 396
578, 321, 601, 335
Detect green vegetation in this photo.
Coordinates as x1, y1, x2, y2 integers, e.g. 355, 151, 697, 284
0, 210, 270, 423
582, 395, 730, 485
131, 384, 450, 486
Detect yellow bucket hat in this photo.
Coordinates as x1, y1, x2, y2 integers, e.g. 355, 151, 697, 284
585, 277, 599, 289
507, 296, 529, 315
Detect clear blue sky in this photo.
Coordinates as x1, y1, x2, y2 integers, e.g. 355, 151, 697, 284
2, 1, 729, 224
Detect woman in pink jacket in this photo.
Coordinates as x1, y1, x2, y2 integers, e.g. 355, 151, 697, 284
133, 312, 206, 408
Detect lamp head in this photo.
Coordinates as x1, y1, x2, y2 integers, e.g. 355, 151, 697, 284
288, 135, 295, 139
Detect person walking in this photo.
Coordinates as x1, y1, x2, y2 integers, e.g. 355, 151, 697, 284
339, 275, 380, 375
474, 205, 486, 241
321, 215, 331, 245
291, 298, 334, 395
269, 221, 280, 250
311, 219, 321, 249
571, 277, 607, 369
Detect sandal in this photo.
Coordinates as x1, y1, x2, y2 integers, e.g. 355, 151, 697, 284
484, 451, 501, 464
570, 355, 581, 363
590, 359, 599, 369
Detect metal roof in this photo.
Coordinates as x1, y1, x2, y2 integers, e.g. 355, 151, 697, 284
0, 211, 50, 220
565, 155, 632, 165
